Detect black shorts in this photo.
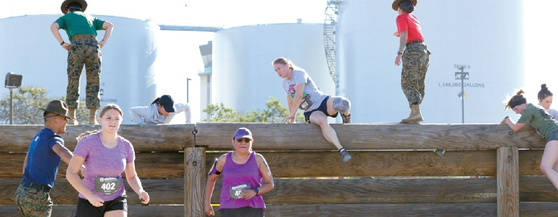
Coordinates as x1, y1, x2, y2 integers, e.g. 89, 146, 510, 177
303, 96, 338, 122
548, 130, 558, 141
76, 195, 128, 217
220, 207, 265, 217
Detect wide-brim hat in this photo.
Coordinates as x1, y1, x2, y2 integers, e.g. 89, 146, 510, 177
392, 0, 417, 11
39, 100, 74, 120
61, 0, 88, 14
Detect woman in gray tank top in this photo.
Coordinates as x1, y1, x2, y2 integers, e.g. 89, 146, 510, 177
272, 57, 353, 162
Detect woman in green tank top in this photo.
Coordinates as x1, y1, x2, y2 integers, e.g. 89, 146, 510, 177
503, 89, 558, 191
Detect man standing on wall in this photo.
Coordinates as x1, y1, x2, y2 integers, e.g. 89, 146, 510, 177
50, 0, 114, 125
393, 0, 431, 124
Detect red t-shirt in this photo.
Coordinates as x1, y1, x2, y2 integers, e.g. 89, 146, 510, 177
396, 13, 425, 43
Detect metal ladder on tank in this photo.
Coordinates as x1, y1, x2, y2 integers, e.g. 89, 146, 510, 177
323, 0, 342, 90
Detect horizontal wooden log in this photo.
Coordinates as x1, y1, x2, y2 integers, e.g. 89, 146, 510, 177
207, 203, 498, 217
0, 124, 195, 152
519, 176, 558, 202
0, 124, 545, 151
2, 150, 499, 179
519, 202, 558, 217
209, 178, 497, 204
194, 123, 545, 150
0, 178, 183, 205
0, 203, 555, 217
519, 150, 543, 175
0, 152, 184, 179
206, 150, 498, 178
0, 205, 185, 217
2, 176, 552, 206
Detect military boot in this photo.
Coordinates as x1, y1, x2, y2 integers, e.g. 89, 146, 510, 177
89, 108, 99, 125
400, 104, 423, 124
68, 108, 78, 125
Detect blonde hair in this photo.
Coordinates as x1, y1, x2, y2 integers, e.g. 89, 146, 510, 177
76, 130, 100, 141
272, 57, 296, 70
99, 104, 123, 117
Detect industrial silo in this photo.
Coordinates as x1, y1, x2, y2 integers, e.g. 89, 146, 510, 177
0, 15, 158, 124
336, 0, 525, 123
212, 23, 335, 115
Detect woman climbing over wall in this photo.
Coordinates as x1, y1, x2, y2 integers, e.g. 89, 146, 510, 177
503, 89, 558, 191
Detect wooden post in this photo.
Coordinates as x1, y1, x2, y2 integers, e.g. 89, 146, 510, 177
497, 147, 519, 217
185, 147, 206, 217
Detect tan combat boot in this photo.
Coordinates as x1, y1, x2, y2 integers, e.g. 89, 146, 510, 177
89, 108, 99, 125
400, 104, 423, 124
67, 108, 78, 125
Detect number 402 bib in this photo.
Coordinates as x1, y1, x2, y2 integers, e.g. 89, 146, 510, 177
95, 176, 123, 195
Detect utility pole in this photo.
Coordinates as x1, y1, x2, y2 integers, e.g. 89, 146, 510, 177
186, 78, 191, 103
455, 65, 469, 123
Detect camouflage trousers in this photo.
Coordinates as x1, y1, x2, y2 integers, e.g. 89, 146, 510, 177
66, 37, 102, 109
15, 183, 53, 217
401, 42, 430, 106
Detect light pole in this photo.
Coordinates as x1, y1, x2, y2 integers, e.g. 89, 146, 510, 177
455, 66, 469, 123
186, 78, 192, 103
5, 72, 23, 124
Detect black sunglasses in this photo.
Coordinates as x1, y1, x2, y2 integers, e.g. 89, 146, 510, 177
236, 138, 252, 143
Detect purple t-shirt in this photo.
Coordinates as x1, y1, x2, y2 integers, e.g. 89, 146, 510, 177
219, 152, 265, 210
74, 132, 135, 201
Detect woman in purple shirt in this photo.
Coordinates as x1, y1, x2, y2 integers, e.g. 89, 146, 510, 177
204, 127, 274, 217
66, 104, 150, 217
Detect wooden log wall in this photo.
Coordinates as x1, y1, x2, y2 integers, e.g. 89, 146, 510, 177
0, 123, 555, 217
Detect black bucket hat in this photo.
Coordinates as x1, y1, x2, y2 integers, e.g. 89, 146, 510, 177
392, 0, 417, 11
60, 0, 88, 14
39, 100, 74, 120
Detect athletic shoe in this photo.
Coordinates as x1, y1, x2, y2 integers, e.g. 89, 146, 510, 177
341, 113, 352, 124
339, 148, 352, 162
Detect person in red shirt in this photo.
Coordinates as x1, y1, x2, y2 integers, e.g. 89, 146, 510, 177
393, 0, 431, 124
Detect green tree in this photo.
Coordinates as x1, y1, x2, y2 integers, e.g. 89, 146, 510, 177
58, 96, 91, 125
203, 96, 305, 123
0, 86, 89, 124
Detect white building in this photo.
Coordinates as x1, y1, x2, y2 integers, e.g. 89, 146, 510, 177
337, 0, 524, 123
209, 23, 334, 119
0, 14, 159, 124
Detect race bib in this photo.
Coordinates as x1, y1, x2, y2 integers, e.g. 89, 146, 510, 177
229, 184, 250, 199
299, 98, 313, 110
95, 176, 122, 195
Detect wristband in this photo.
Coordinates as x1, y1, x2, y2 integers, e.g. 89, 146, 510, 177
254, 188, 259, 195
397, 51, 403, 55
60, 41, 65, 46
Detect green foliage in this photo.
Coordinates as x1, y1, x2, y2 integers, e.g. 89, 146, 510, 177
0, 86, 89, 124
0, 86, 51, 124
58, 96, 91, 125
203, 96, 305, 123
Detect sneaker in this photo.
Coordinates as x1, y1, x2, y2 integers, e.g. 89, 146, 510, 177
341, 113, 352, 124
339, 148, 352, 162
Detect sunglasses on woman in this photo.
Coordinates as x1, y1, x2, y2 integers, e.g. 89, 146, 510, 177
236, 138, 252, 143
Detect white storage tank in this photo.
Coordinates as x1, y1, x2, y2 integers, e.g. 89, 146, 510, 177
0, 14, 158, 124
337, 0, 525, 123
212, 23, 335, 115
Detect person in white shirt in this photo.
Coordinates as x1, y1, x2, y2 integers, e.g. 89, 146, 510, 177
129, 95, 191, 124
538, 84, 558, 119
